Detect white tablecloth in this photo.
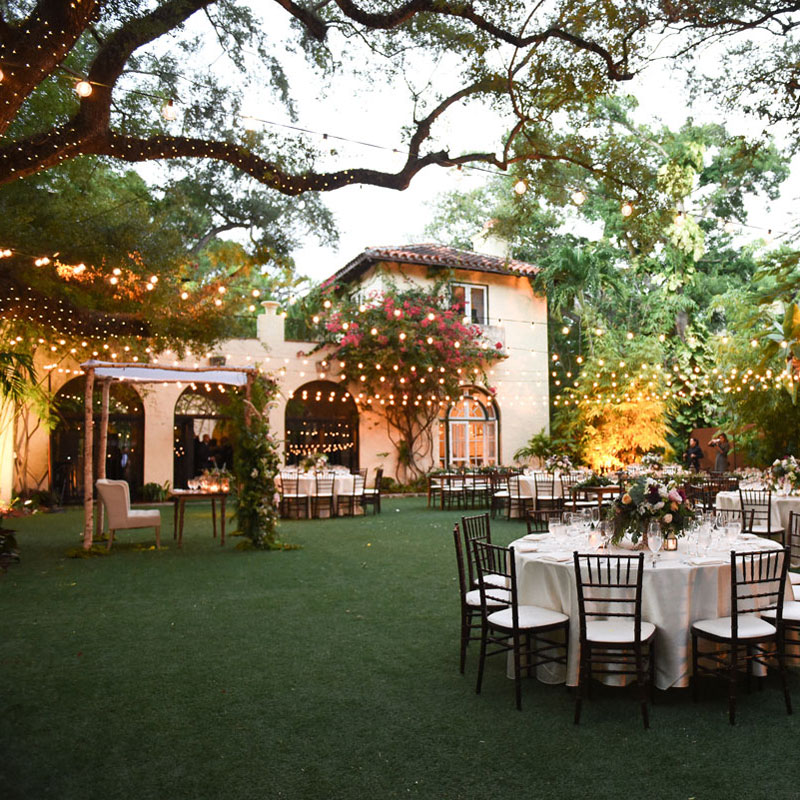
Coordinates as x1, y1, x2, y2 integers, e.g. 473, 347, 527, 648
517, 474, 564, 500
716, 490, 800, 532
277, 473, 355, 496
511, 535, 785, 690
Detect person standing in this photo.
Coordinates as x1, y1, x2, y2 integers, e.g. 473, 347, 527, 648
684, 436, 704, 472
709, 432, 731, 472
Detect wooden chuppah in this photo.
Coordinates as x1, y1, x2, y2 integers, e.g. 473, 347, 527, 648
79, 361, 255, 550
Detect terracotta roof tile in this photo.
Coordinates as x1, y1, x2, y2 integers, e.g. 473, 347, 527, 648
329, 243, 538, 284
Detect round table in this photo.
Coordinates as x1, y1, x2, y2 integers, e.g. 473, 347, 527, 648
510, 533, 785, 690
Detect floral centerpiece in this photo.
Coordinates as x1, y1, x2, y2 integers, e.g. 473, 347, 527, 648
768, 456, 800, 494
641, 451, 664, 470
544, 454, 573, 474
197, 467, 232, 492
574, 472, 615, 490
606, 476, 697, 546
299, 452, 328, 473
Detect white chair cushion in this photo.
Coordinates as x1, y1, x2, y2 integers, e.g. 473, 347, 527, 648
788, 572, 800, 585
363, 488, 379, 495
283, 493, 307, 498
493, 491, 509, 498
692, 614, 776, 640
794, 584, 800, 602
762, 601, 800, 622
465, 588, 510, 607
487, 604, 569, 630
586, 619, 655, 644
127, 509, 161, 525
750, 524, 784, 535
475, 573, 509, 589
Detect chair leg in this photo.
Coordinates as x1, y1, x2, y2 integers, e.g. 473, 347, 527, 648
475, 622, 488, 696
778, 634, 793, 716
154, 525, 161, 549
106, 529, 114, 551
513, 632, 522, 711
691, 633, 699, 702
574, 648, 587, 725
728, 645, 738, 725
649, 639, 657, 704
459, 608, 471, 674
636, 644, 649, 729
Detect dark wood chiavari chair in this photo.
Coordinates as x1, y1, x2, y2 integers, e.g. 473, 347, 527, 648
473, 540, 569, 710
739, 489, 785, 545
573, 552, 656, 728
692, 547, 791, 725
452, 523, 510, 674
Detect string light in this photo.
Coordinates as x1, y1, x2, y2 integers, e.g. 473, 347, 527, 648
74, 80, 92, 98
571, 189, 586, 206
161, 99, 177, 121
620, 201, 633, 218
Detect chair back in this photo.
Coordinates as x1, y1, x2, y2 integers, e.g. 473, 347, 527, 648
573, 553, 645, 642
739, 489, 773, 532
534, 473, 555, 498
472, 540, 518, 621
315, 472, 335, 496
526, 510, 551, 535
95, 479, 132, 529
461, 513, 491, 585
452, 523, 469, 602
280, 475, 301, 497
789, 511, 800, 567
730, 548, 788, 640
351, 474, 365, 495
507, 475, 524, 499
372, 467, 384, 493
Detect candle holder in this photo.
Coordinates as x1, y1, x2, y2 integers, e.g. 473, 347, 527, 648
664, 534, 678, 551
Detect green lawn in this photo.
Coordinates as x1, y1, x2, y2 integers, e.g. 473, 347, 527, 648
1, 497, 798, 799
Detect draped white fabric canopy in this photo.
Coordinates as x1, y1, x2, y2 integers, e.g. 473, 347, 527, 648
79, 361, 255, 549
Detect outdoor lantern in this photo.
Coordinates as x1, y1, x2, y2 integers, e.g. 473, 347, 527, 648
664, 535, 678, 551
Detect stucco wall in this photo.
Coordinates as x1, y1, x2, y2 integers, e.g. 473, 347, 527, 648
12, 261, 549, 494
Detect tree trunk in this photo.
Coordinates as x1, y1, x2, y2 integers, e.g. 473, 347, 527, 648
82, 368, 95, 550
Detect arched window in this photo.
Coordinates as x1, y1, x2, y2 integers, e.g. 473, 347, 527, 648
50, 377, 144, 503
173, 385, 235, 489
285, 381, 359, 470
438, 388, 498, 467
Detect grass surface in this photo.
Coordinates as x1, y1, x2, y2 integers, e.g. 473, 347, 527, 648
2, 497, 798, 799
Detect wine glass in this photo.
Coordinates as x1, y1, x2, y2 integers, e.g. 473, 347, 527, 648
647, 522, 663, 568
591, 506, 601, 528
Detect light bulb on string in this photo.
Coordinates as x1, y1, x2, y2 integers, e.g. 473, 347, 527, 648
74, 80, 93, 98
571, 189, 586, 206
513, 180, 527, 195
162, 99, 177, 121
620, 201, 633, 218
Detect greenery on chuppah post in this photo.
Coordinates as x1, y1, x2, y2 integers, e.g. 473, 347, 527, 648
303, 279, 506, 481
228, 373, 285, 550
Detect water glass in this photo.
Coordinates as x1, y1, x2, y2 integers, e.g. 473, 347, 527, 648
647, 522, 663, 567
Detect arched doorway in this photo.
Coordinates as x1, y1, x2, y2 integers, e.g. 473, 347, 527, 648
50, 377, 144, 503
438, 387, 499, 467
285, 381, 359, 470
173, 385, 235, 489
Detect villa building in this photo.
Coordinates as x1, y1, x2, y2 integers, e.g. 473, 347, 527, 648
11, 236, 550, 502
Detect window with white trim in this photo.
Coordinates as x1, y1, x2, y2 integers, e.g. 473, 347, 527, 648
438, 389, 498, 467
451, 283, 488, 325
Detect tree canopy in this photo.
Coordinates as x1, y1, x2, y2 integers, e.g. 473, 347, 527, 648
6, 1, 796, 193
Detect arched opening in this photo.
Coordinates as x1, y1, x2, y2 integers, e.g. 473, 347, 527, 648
173, 384, 235, 489
438, 387, 499, 467
50, 377, 144, 503
285, 381, 359, 470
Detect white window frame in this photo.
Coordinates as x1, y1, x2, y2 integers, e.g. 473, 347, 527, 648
451, 282, 488, 326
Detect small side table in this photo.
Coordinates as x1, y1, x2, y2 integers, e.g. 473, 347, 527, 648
170, 490, 230, 547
